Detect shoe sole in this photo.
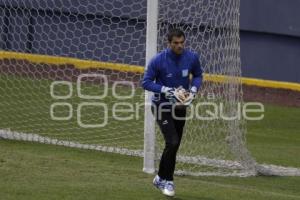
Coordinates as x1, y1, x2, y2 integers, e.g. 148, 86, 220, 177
162, 190, 175, 197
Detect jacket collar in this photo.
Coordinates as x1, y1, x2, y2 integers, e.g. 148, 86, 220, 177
166, 48, 184, 60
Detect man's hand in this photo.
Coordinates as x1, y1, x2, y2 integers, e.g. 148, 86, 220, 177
161, 86, 176, 100
178, 86, 197, 106
189, 86, 197, 99
172, 86, 196, 106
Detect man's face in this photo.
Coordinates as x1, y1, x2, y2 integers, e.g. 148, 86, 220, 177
169, 36, 185, 55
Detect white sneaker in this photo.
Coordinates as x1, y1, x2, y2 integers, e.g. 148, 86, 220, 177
153, 175, 166, 191
162, 181, 175, 197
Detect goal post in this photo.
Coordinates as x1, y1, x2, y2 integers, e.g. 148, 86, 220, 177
143, 0, 158, 174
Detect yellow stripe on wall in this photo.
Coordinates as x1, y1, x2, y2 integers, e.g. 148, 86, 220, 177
204, 74, 300, 92
241, 77, 300, 91
1, 51, 300, 92
0, 51, 144, 73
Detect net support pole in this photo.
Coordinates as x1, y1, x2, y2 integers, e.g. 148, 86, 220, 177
143, 0, 158, 174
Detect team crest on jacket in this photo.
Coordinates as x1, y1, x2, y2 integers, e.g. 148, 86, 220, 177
182, 69, 188, 77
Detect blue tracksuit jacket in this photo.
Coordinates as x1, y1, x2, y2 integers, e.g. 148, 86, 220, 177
142, 48, 203, 104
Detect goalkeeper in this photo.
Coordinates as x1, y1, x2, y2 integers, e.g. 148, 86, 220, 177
142, 29, 202, 197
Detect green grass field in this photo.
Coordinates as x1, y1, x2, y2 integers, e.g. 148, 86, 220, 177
0, 74, 146, 149
0, 74, 263, 164
247, 105, 300, 168
0, 137, 300, 200
1, 74, 300, 199
1, 103, 300, 199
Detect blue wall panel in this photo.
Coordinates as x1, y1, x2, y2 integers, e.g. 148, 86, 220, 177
31, 12, 146, 65
240, 0, 300, 37
1, 8, 30, 52
0, 0, 299, 83
9, 9, 30, 52
240, 0, 300, 83
0, 7, 4, 49
0, 0, 147, 20
241, 31, 300, 83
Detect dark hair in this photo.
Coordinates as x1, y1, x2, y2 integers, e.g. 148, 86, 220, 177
167, 29, 185, 42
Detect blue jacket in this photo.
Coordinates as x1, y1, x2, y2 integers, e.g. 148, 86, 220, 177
142, 48, 203, 104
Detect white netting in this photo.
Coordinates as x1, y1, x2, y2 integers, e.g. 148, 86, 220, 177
0, 0, 299, 177
154, 0, 256, 176
0, 0, 146, 152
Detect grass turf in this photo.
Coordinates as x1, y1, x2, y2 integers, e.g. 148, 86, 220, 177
1, 103, 300, 200
1, 139, 300, 200
1, 74, 300, 199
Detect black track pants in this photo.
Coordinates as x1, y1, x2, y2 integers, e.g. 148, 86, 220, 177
152, 105, 187, 181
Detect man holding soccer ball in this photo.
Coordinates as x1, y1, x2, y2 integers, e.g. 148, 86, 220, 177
142, 28, 203, 197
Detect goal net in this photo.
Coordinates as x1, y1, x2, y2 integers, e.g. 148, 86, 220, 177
0, 0, 299, 177
151, 0, 257, 176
